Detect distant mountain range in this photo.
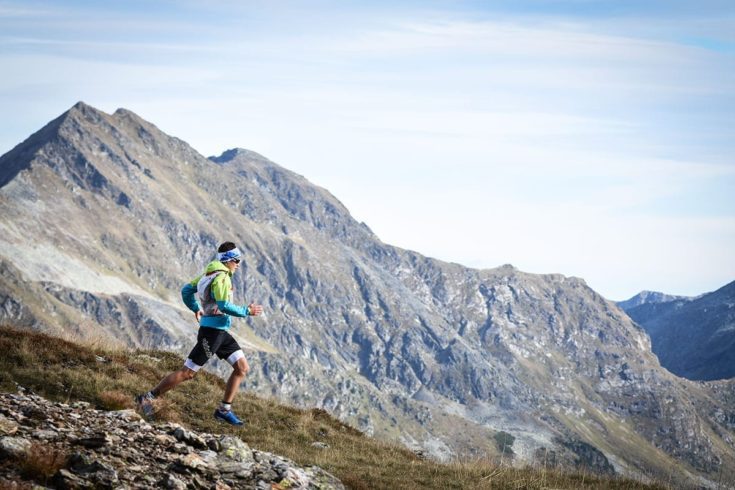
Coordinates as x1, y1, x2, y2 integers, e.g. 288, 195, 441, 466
617, 291, 694, 311
619, 282, 735, 381
1, 102, 734, 486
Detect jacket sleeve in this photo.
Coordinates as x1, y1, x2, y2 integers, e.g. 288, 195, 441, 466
181, 275, 202, 313
211, 273, 250, 318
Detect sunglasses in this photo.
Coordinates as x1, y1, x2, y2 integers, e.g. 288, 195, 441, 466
232, 259, 241, 264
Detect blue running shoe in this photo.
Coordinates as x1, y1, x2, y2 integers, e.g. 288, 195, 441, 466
214, 408, 245, 426
135, 393, 155, 418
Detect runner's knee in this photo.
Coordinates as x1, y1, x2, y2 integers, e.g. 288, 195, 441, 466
226, 350, 248, 376
233, 358, 249, 377
181, 367, 197, 380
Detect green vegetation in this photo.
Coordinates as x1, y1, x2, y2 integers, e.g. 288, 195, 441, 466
493, 431, 515, 457
0, 326, 666, 489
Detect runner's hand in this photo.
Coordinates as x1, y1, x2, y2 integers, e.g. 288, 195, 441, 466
194, 310, 203, 323
248, 303, 263, 316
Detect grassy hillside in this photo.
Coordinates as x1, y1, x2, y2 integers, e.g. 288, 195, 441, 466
0, 326, 665, 489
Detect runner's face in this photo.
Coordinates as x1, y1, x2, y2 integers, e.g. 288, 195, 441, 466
225, 259, 240, 273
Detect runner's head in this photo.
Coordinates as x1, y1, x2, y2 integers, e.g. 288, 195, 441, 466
217, 242, 242, 272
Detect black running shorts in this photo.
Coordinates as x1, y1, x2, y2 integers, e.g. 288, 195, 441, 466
185, 328, 242, 370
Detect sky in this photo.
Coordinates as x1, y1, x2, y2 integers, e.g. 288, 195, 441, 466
1, 0, 734, 300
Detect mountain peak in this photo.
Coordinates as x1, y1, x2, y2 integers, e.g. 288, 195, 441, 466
64, 100, 108, 123
618, 290, 692, 311
0, 102, 194, 196
0, 104, 99, 188
209, 148, 270, 165
70, 100, 93, 111
112, 107, 148, 126
64, 103, 152, 133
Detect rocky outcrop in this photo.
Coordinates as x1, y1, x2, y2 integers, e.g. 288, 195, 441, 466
0, 389, 343, 489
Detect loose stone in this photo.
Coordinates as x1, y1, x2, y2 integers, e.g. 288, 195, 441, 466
0, 390, 345, 489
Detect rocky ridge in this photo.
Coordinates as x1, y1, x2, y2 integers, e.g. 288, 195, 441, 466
0, 389, 343, 489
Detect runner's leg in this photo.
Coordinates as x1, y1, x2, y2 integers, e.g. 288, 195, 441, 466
149, 328, 215, 396
223, 356, 249, 403
214, 333, 248, 404
151, 366, 198, 397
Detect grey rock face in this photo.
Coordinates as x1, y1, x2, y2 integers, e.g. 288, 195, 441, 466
559, 438, 615, 475
0, 390, 344, 489
0, 436, 31, 458
1, 103, 734, 486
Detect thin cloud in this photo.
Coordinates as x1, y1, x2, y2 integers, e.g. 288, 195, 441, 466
0, 3, 53, 17
0, 36, 220, 53
326, 18, 699, 60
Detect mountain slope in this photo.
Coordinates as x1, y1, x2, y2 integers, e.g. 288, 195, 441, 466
1, 103, 734, 486
0, 326, 671, 490
623, 281, 735, 381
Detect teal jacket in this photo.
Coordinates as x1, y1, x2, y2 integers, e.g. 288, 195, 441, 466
181, 261, 250, 329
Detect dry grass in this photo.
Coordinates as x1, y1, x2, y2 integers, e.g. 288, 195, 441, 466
149, 397, 184, 423
98, 390, 134, 410
18, 443, 68, 483
0, 481, 34, 490
0, 325, 673, 489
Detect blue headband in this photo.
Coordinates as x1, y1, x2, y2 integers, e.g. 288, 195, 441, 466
218, 247, 242, 262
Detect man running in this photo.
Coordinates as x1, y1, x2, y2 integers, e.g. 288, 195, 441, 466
136, 241, 263, 425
